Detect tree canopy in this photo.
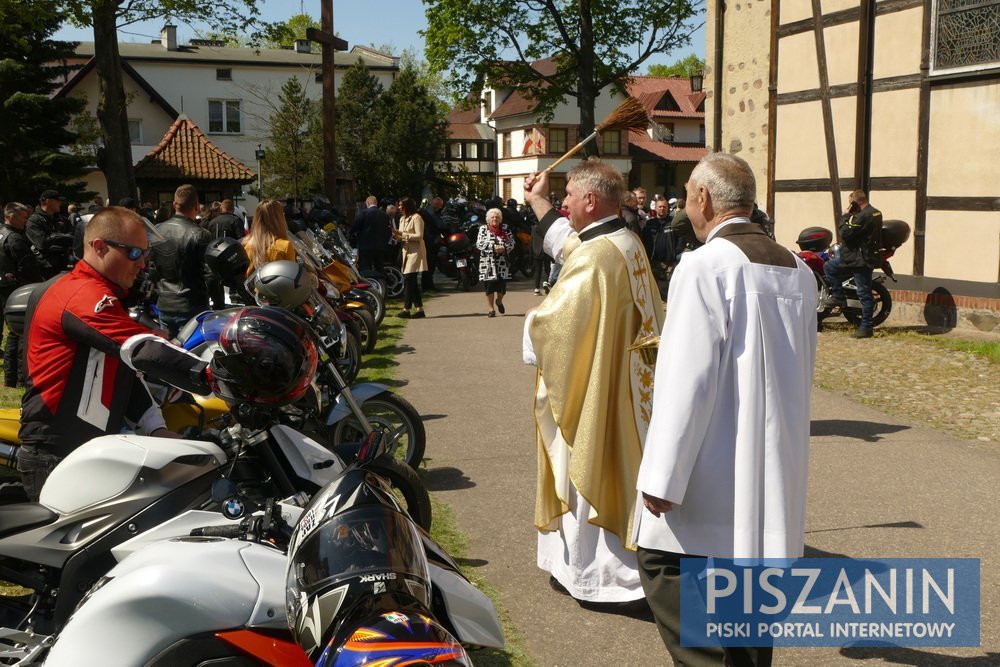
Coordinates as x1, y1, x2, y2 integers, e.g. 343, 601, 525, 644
0, 2, 90, 204
264, 77, 322, 200
422, 0, 703, 147
647, 54, 705, 78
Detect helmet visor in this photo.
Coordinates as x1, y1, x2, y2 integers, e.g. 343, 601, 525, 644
289, 505, 428, 595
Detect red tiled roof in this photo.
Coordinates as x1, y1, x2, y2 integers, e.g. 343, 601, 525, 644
626, 76, 705, 120
134, 115, 257, 182
447, 105, 480, 124
629, 129, 707, 162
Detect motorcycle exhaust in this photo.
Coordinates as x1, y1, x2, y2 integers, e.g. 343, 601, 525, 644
0, 442, 19, 469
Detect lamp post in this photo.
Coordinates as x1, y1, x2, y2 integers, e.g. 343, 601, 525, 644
255, 144, 266, 199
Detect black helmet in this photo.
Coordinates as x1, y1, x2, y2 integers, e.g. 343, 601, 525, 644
204, 237, 250, 287
208, 306, 318, 406
286, 469, 433, 660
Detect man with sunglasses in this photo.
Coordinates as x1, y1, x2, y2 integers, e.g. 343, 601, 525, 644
18, 207, 212, 500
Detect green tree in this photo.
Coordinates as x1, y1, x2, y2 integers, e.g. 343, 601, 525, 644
0, 2, 91, 204
61, 1, 272, 203
335, 59, 385, 197
374, 66, 449, 198
647, 54, 705, 78
265, 77, 322, 200
423, 0, 703, 153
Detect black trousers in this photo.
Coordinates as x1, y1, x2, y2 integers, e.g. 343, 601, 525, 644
403, 273, 422, 310
637, 547, 773, 667
4, 331, 22, 387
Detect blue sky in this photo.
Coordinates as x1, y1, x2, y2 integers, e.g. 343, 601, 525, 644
55, 0, 704, 71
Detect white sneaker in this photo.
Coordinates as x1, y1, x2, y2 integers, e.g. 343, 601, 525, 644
542, 281, 551, 294
534, 288, 542, 296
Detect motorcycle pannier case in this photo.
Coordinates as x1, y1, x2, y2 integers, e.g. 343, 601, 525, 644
880, 219, 911, 250
796, 227, 833, 252
447, 233, 471, 253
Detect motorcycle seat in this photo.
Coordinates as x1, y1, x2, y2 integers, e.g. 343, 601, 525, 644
0, 503, 59, 539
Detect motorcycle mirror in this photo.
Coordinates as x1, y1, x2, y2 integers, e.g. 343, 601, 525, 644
211, 478, 238, 503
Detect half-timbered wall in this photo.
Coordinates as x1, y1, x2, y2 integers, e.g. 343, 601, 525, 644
708, 0, 1000, 297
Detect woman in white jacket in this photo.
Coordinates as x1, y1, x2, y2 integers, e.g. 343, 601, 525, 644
475, 208, 514, 317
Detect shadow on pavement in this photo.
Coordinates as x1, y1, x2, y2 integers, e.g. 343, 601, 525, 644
810, 419, 910, 442
807, 520, 923, 536
425, 312, 496, 319
456, 557, 489, 567
840, 646, 998, 665
419, 413, 448, 422
423, 466, 475, 491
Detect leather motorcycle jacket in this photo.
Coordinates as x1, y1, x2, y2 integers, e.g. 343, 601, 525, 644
837, 205, 883, 269
150, 215, 213, 315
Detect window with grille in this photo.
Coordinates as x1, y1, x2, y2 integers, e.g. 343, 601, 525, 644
216, 68, 232, 81
933, 0, 1000, 72
602, 130, 620, 155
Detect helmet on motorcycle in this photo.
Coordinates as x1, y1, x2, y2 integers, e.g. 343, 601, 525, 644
251, 260, 313, 309
317, 612, 470, 666
208, 306, 318, 406
286, 468, 433, 660
204, 237, 250, 288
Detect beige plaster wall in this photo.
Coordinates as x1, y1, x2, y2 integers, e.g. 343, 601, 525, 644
823, 21, 861, 87
774, 101, 830, 180
781, 0, 815, 24
924, 211, 1000, 282
773, 191, 837, 249
927, 82, 1000, 196
830, 96, 858, 179
868, 190, 917, 274
822, 0, 858, 15
873, 7, 924, 80
869, 88, 920, 177
777, 32, 819, 93
706, 0, 772, 203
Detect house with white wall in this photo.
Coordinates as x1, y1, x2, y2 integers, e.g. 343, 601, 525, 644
56, 26, 398, 208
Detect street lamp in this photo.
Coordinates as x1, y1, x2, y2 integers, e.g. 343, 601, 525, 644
690, 70, 705, 93
255, 144, 266, 198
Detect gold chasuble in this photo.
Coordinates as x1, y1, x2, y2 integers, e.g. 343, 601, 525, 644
530, 229, 663, 546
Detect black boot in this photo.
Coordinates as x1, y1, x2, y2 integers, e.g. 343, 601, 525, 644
852, 327, 874, 339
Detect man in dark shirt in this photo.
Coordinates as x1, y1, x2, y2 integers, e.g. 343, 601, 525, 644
351, 196, 392, 271
420, 196, 446, 290
824, 189, 883, 338
0, 203, 44, 387
151, 185, 213, 337
26, 190, 73, 279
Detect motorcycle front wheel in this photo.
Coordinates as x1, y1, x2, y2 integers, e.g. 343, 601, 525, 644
843, 281, 892, 328
330, 393, 426, 470
352, 287, 385, 326
334, 329, 362, 385
365, 456, 432, 530
382, 266, 404, 298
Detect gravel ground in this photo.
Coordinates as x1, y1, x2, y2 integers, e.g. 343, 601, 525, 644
812, 320, 1000, 445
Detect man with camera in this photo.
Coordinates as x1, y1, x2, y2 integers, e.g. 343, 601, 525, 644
823, 190, 883, 338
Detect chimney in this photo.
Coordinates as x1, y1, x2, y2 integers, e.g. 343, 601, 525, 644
161, 24, 178, 51
294, 39, 311, 54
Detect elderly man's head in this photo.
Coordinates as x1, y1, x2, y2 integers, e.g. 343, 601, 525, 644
685, 153, 756, 242
4, 203, 31, 229
563, 158, 625, 232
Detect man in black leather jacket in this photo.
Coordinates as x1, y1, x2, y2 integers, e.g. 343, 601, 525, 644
823, 189, 883, 338
150, 184, 213, 337
26, 190, 73, 279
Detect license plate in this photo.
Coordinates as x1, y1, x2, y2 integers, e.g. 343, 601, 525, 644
455, 258, 467, 268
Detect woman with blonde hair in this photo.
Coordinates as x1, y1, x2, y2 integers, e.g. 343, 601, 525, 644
243, 199, 296, 277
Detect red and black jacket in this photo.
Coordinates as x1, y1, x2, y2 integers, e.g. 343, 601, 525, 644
19, 261, 210, 458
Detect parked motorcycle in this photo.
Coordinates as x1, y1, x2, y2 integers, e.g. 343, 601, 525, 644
437, 201, 483, 292
44, 432, 502, 666
795, 219, 911, 329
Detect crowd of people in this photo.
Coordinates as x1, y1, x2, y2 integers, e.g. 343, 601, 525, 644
0, 150, 884, 664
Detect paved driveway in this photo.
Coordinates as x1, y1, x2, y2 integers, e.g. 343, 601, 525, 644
392, 280, 997, 666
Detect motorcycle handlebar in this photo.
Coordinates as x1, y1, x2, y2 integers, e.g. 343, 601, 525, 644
190, 523, 245, 538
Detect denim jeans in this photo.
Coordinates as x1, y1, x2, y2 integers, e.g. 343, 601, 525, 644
159, 312, 197, 340
17, 445, 63, 502
824, 256, 875, 329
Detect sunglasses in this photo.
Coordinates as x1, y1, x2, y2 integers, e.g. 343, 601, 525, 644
102, 239, 151, 261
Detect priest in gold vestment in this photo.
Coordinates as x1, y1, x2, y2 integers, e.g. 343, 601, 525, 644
522, 159, 664, 603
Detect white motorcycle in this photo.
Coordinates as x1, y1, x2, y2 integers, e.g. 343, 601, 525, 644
44, 434, 504, 665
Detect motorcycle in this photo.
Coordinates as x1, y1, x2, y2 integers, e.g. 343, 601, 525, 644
44, 432, 503, 666
437, 202, 483, 292
795, 219, 911, 329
